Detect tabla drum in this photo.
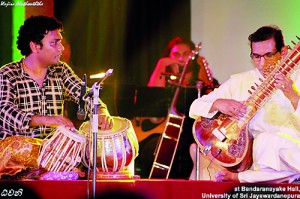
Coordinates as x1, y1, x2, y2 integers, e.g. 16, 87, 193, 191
80, 116, 139, 173
37, 126, 86, 172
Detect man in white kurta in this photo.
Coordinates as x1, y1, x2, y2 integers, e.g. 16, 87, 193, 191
189, 25, 300, 183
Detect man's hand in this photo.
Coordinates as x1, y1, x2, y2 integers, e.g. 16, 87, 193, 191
211, 99, 247, 119
97, 107, 114, 130
275, 73, 300, 109
30, 115, 75, 130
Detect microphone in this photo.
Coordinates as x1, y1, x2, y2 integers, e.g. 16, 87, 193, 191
95, 69, 113, 86
87, 69, 113, 97
77, 74, 87, 120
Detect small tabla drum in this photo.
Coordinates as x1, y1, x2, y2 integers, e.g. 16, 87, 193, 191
80, 116, 139, 173
37, 126, 86, 172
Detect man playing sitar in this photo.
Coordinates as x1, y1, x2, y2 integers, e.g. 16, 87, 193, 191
190, 25, 300, 183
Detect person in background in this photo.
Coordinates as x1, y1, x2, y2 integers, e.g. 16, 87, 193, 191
0, 15, 113, 178
189, 25, 300, 183
141, 36, 219, 179
148, 36, 218, 90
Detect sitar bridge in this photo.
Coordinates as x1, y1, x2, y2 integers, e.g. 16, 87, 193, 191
212, 127, 227, 142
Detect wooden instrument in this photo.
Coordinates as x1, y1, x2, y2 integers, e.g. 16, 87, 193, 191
38, 126, 86, 172
131, 117, 166, 142
197, 56, 214, 88
149, 42, 202, 179
80, 116, 139, 173
193, 38, 300, 172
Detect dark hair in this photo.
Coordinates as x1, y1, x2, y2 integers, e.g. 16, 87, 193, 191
163, 36, 199, 85
162, 36, 195, 57
17, 15, 63, 56
248, 25, 285, 52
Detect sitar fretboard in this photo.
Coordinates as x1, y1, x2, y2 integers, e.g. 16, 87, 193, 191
246, 39, 300, 119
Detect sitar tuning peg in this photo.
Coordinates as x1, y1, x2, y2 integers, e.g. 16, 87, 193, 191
248, 90, 252, 95
259, 78, 263, 82
287, 45, 292, 50
296, 36, 300, 40
292, 41, 297, 46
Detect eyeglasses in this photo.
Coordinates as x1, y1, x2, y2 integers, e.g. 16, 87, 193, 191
250, 50, 279, 61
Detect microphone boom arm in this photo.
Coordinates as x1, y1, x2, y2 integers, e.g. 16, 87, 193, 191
86, 69, 114, 98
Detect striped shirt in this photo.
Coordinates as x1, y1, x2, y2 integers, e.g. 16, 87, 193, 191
0, 59, 106, 139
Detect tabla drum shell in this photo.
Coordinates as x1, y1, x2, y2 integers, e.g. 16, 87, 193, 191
80, 116, 139, 172
38, 126, 86, 172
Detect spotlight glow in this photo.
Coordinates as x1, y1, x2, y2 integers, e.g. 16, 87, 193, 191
90, 72, 106, 79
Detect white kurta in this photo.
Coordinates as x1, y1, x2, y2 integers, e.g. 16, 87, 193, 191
189, 68, 300, 183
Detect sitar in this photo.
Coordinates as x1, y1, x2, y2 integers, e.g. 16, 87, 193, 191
193, 38, 300, 172
149, 42, 202, 179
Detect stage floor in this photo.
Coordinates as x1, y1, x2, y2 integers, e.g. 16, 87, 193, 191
1, 179, 300, 199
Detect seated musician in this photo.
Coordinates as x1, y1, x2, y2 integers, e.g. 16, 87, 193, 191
147, 36, 219, 124
189, 25, 300, 183
143, 36, 219, 179
0, 16, 113, 178
148, 36, 218, 91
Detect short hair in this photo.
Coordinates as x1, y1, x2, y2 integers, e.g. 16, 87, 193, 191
17, 15, 63, 56
248, 25, 285, 52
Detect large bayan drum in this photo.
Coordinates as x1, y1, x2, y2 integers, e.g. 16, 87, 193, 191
38, 126, 86, 172
80, 116, 139, 173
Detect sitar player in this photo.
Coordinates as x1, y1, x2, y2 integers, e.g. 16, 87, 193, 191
189, 25, 300, 183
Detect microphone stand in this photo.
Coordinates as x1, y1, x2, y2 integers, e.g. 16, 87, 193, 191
84, 69, 113, 198
195, 80, 203, 180
90, 82, 101, 199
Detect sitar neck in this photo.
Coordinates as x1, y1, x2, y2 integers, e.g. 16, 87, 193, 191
244, 39, 300, 120
197, 56, 213, 87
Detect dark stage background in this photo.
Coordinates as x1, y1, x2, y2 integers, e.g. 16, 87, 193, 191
0, 0, 192, 119
53, 0, 191, 86
0, 6, 13, 66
